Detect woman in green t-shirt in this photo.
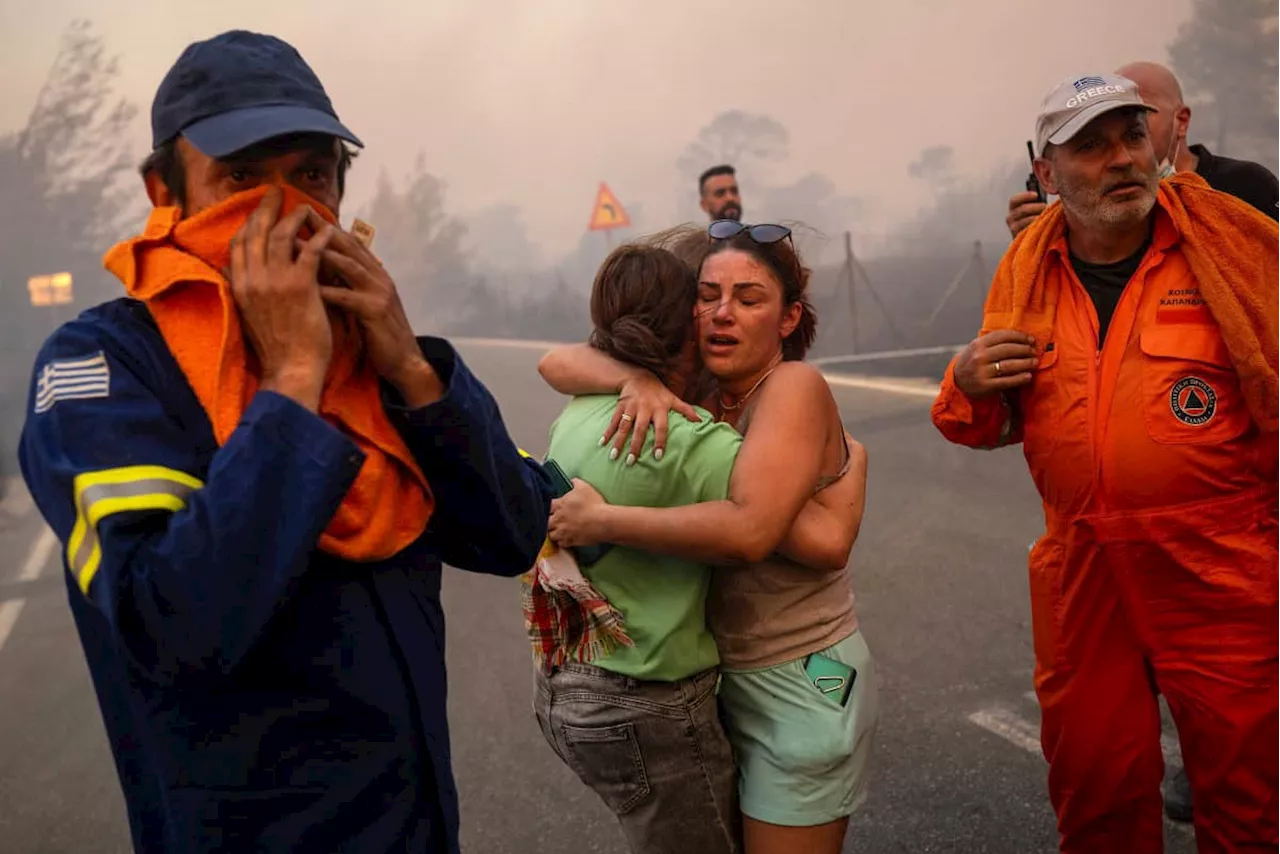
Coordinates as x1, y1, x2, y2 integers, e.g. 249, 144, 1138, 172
534, 241, 863, 854
542, 222, 874, 854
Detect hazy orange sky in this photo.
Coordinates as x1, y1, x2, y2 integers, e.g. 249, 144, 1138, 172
1, 0, 1192, 261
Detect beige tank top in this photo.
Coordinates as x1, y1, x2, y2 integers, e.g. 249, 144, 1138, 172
707, 398, 860, 670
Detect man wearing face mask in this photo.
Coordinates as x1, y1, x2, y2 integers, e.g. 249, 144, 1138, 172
1007, 62, 1279, 236
18, 30, 553, 854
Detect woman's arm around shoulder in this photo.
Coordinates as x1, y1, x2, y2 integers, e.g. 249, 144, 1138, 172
548, 360, 831, 564
777, 432, 868, 572
538, 344, 701, 463
537, 343, 641, 395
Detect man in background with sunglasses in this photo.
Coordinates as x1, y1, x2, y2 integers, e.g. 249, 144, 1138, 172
699, 164, 744, 222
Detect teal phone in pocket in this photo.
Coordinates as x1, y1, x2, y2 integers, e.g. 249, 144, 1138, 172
803, 652, 856, 707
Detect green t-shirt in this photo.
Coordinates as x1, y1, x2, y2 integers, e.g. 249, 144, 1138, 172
546, 394, 742, 682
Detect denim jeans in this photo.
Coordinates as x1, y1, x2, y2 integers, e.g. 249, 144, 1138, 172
534, 662, 740, 854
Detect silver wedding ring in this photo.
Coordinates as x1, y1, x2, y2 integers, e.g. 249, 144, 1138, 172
994, 361, 1003, 377
619, 414, 634, 423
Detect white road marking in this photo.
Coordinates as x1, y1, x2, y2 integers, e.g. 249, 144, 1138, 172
453, 336, 571, 351
822, 374, 940, 399
968, 702, 1193, 835
0, 600, 25, 653
453, 337, 943, 400
0, 527, 61, 655
968, 706, 1044, 755
18, 526, 58, 583
0, 476, 33, 519
810, 344, 965, 365
1013, 692, 1185, 767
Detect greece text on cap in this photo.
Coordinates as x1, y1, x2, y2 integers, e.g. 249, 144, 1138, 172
1065, 84, 1127, 108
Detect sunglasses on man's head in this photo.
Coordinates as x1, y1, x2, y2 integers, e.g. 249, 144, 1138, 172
708, 220, 792, 245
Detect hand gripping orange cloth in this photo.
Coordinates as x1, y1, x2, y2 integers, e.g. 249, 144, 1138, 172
103, 185, 433, 562
982, 170, 1278, 432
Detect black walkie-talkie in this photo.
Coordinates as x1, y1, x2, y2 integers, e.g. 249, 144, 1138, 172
1025, 140, 1046, 203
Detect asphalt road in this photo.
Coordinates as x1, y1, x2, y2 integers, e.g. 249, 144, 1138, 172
0, 340, 1196, 854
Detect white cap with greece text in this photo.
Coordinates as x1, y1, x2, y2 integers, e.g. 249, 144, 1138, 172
1034, 74, 1158, 157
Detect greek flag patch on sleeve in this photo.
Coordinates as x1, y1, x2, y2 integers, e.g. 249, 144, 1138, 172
34, 352, 111, 414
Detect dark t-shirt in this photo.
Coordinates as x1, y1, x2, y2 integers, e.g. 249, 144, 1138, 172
1191, 143, 1279, 220
1070, 233, 1152, 344
1063, 147, 1273, 347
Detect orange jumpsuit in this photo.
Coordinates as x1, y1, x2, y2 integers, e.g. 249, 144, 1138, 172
933, 209, 1278, 853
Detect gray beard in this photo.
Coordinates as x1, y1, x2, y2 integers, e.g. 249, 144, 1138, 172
1062, 187, 1157, 228
1058, 168, 1159, 229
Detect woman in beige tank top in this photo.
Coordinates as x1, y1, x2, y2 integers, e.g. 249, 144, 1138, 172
545, 222, 879, 854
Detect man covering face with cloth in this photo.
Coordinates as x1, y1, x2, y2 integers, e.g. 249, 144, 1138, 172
19, 30, 552, 854
933, 73, 1277, 853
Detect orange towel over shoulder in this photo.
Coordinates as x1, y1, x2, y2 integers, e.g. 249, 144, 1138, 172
991, 170, 1278, 433
103, 184, 433, 561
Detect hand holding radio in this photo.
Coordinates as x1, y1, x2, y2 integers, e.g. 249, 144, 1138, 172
1008, 140, 1049, 238
1025, 140, 1046, 203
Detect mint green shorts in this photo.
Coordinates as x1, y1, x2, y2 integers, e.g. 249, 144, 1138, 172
718, 631, 879, 826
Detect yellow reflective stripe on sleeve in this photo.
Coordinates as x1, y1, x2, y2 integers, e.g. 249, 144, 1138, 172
67, 465, 204, 595
516, 448, 557, 563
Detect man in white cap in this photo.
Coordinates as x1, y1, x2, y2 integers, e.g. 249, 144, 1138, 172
1007, 60, 1278, 828
934, 73, 1278, 852
1006, 62, 1278, 237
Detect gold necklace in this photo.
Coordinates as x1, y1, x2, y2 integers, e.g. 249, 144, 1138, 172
719, 355, 782, 412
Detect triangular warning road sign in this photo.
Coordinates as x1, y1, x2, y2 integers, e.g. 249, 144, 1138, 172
588, 182, 631, 231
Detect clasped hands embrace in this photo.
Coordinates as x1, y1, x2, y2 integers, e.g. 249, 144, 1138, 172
548, 369, 696, 548
546, 370, 869, 555
228, 185, 443, 412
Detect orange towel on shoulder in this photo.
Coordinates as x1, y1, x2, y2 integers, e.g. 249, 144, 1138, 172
994, 171, 1278, 433
103, 184, 433, 561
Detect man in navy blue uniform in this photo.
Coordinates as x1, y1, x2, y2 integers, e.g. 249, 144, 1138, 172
18, 30, 552, 854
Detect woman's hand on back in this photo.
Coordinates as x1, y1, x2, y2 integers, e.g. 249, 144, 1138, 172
549, 478, 608, 547
603, 373, 702, 466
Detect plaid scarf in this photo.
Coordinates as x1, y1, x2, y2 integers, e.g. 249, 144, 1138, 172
520, 537, 633, 675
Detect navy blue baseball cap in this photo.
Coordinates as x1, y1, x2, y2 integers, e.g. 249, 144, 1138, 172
151, 30, 362, 157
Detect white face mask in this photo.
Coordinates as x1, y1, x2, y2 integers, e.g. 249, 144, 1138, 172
1158, 125, 1181, 179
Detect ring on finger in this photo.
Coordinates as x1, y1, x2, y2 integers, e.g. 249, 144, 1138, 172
619, 413, 634, 423
994, 361, 1003, 377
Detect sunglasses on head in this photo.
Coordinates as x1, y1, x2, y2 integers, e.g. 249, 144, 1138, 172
708, 220, 792, 245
